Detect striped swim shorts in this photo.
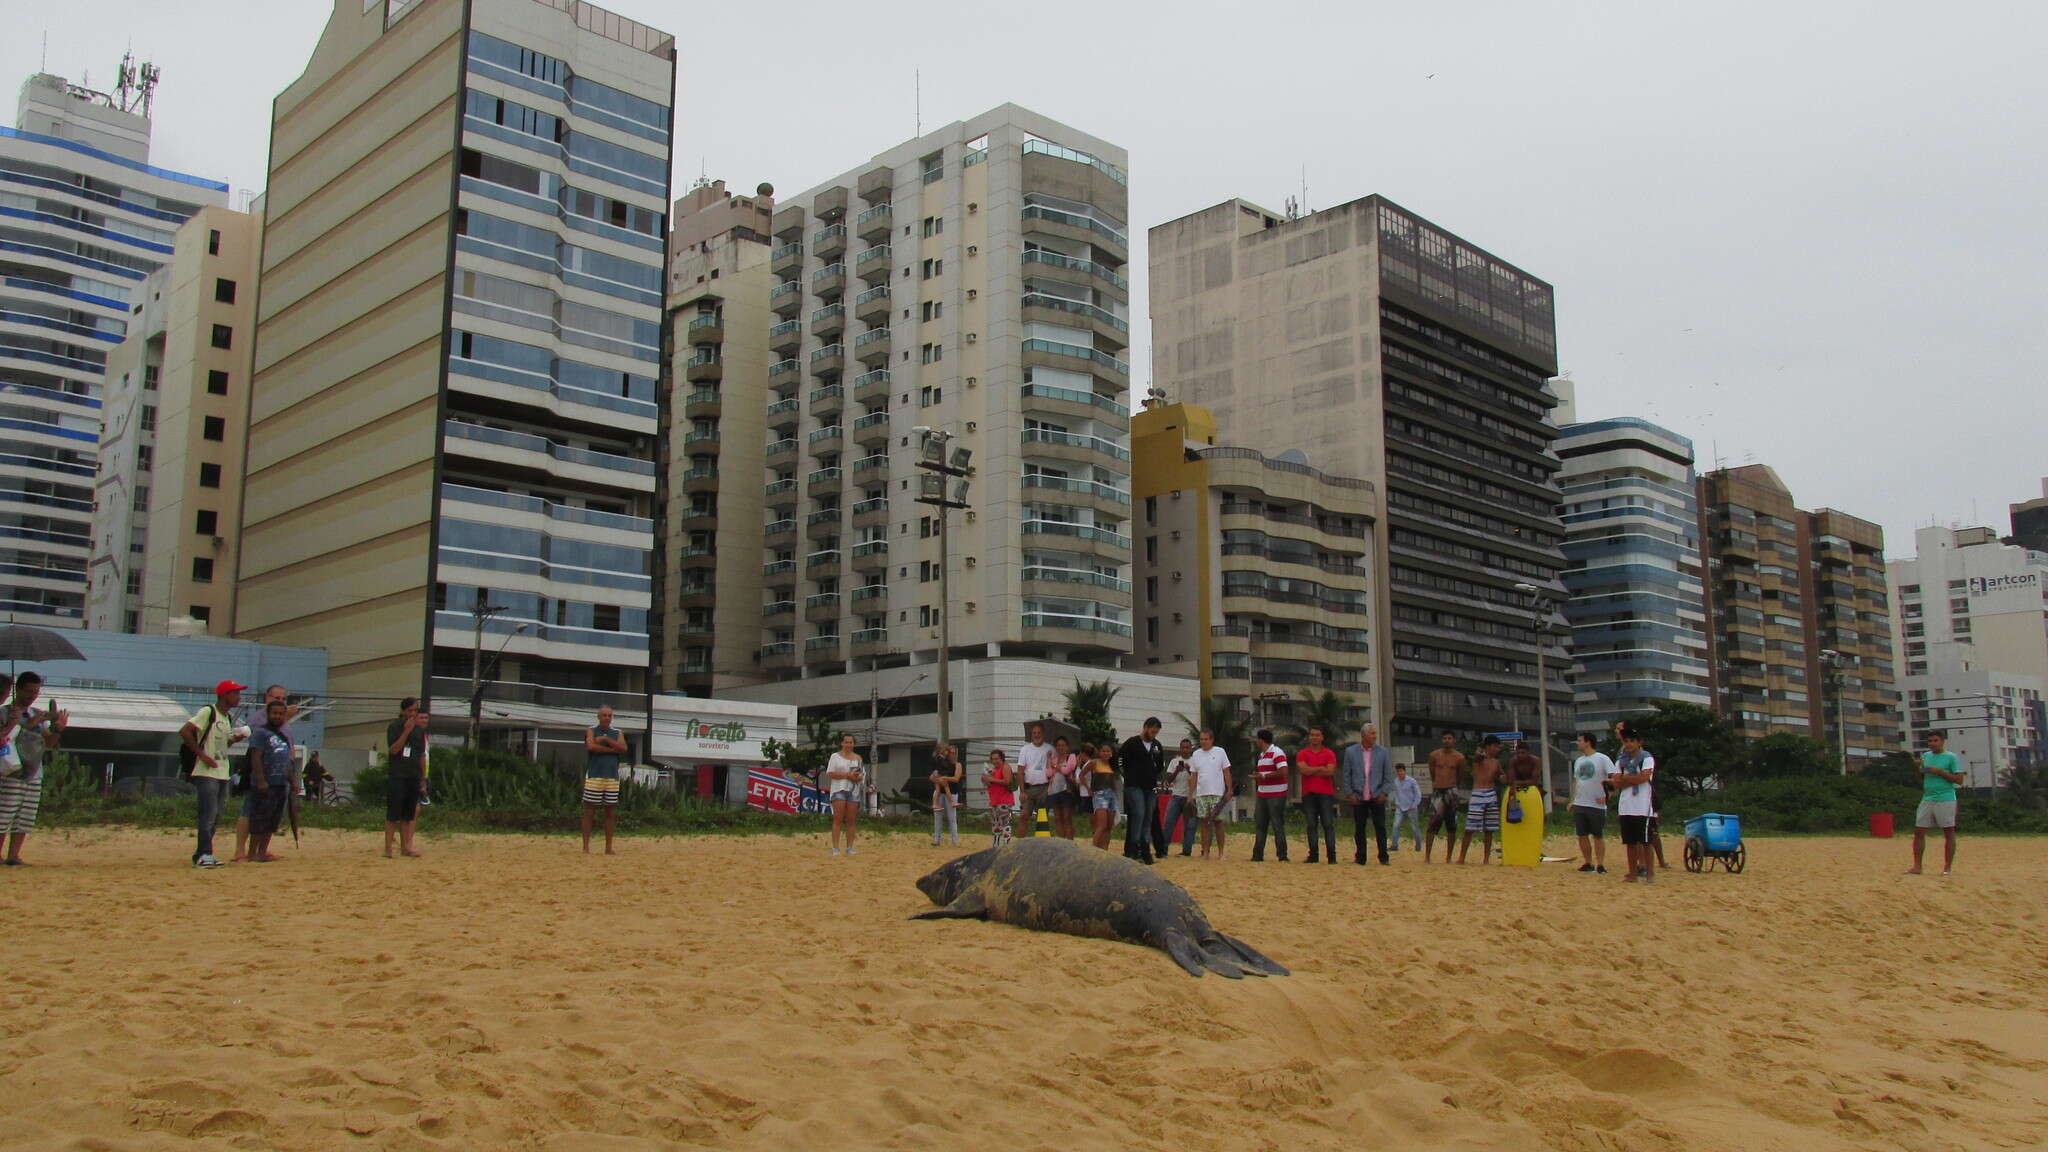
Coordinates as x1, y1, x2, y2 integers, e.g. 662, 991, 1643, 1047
0, 774, 40, 834
1466, 788, 1500, 832
582, 776, 621, 806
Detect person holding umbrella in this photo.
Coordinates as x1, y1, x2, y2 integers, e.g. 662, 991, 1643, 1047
1, 672, 66, 866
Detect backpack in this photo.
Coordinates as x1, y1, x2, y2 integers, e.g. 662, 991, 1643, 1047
178, 705, 217, 782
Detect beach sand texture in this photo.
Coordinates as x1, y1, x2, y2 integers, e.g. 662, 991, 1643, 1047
1, 829, 2044, 1150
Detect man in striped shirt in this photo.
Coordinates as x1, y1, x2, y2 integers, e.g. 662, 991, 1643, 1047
1249, 729, 1291, 863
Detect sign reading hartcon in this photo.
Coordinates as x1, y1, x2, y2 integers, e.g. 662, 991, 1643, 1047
1966, 571, 2043, 615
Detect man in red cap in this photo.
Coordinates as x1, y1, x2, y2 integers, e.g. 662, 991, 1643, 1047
179, 681, 247, 868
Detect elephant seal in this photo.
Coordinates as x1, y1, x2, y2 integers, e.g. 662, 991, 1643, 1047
911, 838, 1288, 978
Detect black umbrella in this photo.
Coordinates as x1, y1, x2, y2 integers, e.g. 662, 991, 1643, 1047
0, 624, 86, 665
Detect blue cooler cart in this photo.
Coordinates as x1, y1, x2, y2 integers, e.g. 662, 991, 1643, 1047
1682, 813, 1744, 873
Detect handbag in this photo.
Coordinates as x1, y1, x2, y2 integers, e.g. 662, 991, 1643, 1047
1505, 792, 1524, 824
0, 741, 17, 779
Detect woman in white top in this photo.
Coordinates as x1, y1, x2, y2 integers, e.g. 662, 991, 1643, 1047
825, 733, 864, 856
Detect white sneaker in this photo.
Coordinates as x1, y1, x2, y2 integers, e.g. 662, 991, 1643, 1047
194, 855, 224, 869
846, 847, 857, 855
830, 848, 841, 856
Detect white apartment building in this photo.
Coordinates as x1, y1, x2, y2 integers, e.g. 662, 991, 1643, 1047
2, 70, 227, 626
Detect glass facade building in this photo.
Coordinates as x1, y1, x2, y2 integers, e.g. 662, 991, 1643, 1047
1555, 417, 1710, 730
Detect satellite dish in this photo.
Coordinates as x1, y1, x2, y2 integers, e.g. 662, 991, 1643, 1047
757, 182, 774, 197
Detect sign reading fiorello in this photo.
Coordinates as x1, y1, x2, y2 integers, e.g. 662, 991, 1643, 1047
1967, 571, 2043, 615
649, 694, 799, 765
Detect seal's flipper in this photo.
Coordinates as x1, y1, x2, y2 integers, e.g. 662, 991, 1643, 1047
910, 891, 990, 921
1214, 932, 1289, 976
1163, 931, 1208, 978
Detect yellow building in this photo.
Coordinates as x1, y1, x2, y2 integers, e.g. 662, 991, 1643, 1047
1130, 400, 1381, 730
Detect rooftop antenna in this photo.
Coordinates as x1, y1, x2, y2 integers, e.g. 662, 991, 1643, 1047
113, 51, 159, 117
41, 31, 47, 72
1301, 164, 1309, 214
915, 69, 921, 137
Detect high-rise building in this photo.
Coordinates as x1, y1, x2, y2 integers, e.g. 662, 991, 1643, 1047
2009, 478, 2048, 554
88, 205, 261, 635
723, 106, 1195, 794
658, 178, 774, 695
1554, 416, 1710, 731
1149, 196, 1566, 752
234, 0, 674, 754
1695, 465, 1899, 764
1887, 523, 2048, 682
1129, 400, 1379, 730
2, 70, 228, 627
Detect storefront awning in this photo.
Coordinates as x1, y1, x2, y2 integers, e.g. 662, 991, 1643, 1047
39, 688, 195, 735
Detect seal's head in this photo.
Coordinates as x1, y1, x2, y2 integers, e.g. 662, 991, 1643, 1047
915, 846, 1000, 906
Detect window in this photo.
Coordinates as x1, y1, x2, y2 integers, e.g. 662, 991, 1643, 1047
214, 278, 236, 304
921, 258, 943, 280
189, 606, 211, 624
195, 510, 217, 535
1145, 536, 1157, 563
1145, 496, 1156, 524
206, 370, 228, 395
1145, 576, 1157, 604
1146, 617, 1158, 645
920, 560, 936, 582
919, 605, 938, 627
920, 343, 942, 364
132, 486, 148, 512
140, 405, 157, 431
919, 516, 934, 539
593, 603, 621, 632
136, 445, 152, 472
210, 324, 232, 349
202, 416, 225, 441
191, 557, 214, 583
207, 229, 220, 256
922, 216, 943, 238
125, 570, 142, 596
199, 463, 221, 488
921, 300, 943, 322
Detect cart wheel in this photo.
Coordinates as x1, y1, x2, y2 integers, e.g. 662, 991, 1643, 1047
1728, 844, 1746, 874
1683, 838, 1703, 873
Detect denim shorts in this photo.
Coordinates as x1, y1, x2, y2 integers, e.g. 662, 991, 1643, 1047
1091, 789, 1120, 814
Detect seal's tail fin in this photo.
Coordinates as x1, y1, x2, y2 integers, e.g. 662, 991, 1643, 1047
1212, 932, 1289, 976
1164, 931, 1247, 978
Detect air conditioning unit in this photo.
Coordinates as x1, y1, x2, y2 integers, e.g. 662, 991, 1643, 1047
966, 602, 977, 613
965, 333, 978, 344
965, 557, 977, 567
965, 421, 977, 431
967, 289, 978, 301
1172, 612, 1183, 623
1170, 530, 1181, 540
965, 511, 977, 522
1171, 571, 1184, 582
967, 245, 978, 256
966, 376, 978, 387
967, 202, 978, 213
1170, 490, 1183, 500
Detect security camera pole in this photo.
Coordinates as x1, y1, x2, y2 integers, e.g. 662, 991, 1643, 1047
913, 427, 973, 752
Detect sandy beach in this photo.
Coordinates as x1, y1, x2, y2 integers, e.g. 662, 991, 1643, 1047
1, 826, 2044, 1150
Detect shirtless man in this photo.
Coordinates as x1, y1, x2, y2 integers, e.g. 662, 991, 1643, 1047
1459, 736, 1506, 864
1423, 731, 1467, 863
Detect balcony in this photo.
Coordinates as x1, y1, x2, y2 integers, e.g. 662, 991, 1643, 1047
443, 420, 656, 492
680, 464, 718, 493
678, 503, 717, 530
682, 429, 720, 450
805, 634, 843, 655
856, 201, 893, 242
685, 354, 722, 384
810, 342, 844, 376
853, 410, 891, 445
1021, 204, 1128, 263
685, 311, 724, 343
677, 581, 714, 606
805, 592, 841, 621
807, 466, 844, 495
805, 506, 842, 536
1022, 338, 1127, 384
858, 164, 892, 203
1022, 473, 1130, 515
1020, 381, 1129, 428
1021, 519, 1130, 553
814, 185, 849, 222
851, 584, 888, 605
764, 517, 796, 542
852, 627, 888, 654
1022, 426, 1130, 463
770, 280, 803, 318
810, 383, 846, 416
850, 453, 890, 477
683, 388, 721, 418
811, 302, 845, 340
766, 396, 799, 421
1022, 565, 1133, 604
811, 262, 846, 299
853, 326, 891, 366
1021, 292, 1129, 349
763, 559, 796, 578
854, 245, 893, 284
764, 478, 796, 498
769, 319, 801, 355
771, 203, 805, 240
759, 641, 796, 666
805, 548, 842, 570
766, 437, 798, 464
768, 358, 801, 382
1021, 248, 1128, 295
852, 367, 890, 400
808, 425, 845, 454
851, 540, 889, 570
1023, 613, 1134, 643
763, 599, 795, 618
679, 541, 716, 568
852, 496, 888, 527
854, 285, 891, 325
771, 241, 803, 276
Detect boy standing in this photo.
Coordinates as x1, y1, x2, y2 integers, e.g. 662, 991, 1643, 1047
1907, 730, 1964, 877
1389, 764, 1423, 852
1423, 731, 1466, 862
1570, 732, 1617, 874
1458, 736, 1505, 864
1613, 724, 1657, 883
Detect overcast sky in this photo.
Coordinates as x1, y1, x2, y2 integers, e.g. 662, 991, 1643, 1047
14, 0, 2044, 554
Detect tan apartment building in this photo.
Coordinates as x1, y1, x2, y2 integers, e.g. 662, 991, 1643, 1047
89, 205, 260, 635
1696, 465, 1899, 764
235, 0, 674, 755
722, 106, 1199, 794
1130, 400, 1378, 730
658, 178, 773, 695
1150, 196, 1566, 753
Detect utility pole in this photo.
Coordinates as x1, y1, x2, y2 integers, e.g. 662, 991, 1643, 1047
467, 601, 506, 748
1515, 582, 1556, 809
913, 428, 972, 754
868, 678, 880, 815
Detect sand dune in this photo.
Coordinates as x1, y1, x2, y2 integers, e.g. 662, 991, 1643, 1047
1, 827, 2044, 1150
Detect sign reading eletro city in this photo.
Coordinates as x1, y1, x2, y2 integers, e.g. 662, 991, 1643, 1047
1966, 571, 2043, 615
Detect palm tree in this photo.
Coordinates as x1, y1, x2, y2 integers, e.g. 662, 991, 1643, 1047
1063, 678, 1120, 748
1288, 687, 1359, 749
2002, 761, 2048, 812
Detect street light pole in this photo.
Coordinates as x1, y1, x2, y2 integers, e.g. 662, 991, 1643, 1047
467, 601, 507, 748
1514, 582, 1556, 809
913, 428, 972, 754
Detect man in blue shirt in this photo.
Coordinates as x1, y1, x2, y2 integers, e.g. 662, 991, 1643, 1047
244, 696, 294, 863
1339, 723, 1393, 865
583, 705, 629, 855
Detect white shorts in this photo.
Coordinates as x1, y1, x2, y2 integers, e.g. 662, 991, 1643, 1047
1915, 799, 1957, 829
